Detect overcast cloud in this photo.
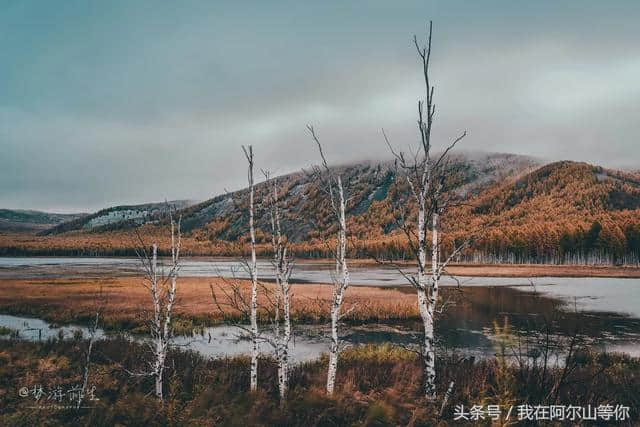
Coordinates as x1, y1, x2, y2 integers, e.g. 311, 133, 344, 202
1, 1, 639, 212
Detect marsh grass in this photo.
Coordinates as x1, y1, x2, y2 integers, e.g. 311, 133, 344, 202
0, 337, 637, 426
0, 278, 424, 336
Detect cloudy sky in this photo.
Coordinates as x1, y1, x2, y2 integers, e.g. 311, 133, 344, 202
1, 1, 639, 213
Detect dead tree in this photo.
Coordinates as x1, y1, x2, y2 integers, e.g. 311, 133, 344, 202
306, 125, 350, 396
384, 21, 468, 399
209, 266, 291, 400
263, 171, 294, 402
242, 145, 259, 392
134, 208, 181, 402
77, 286, 106, 409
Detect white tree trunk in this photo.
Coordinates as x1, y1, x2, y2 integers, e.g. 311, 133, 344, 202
268, 177, 292, 403
157, 217, 180, 401
326, 176, 348, 396
149, 244, 165, 401
384, 21, 466, 401
326, 307, 340, 395
77, 309, 100, 409
439, 380, 454, 417
276, 286, 291, 402
138, 213, 180, 402
281, 265, 291, 400
283, 285, 291, 382
279, 266, 291, 402
414, 195, 437, 398
307, 126, 350, 396
245, 146, 259, 392
155, 355, 164, 400
424, 212, 439, 398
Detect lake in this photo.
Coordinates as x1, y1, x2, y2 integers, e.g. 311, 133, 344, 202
1, 256, 639, 360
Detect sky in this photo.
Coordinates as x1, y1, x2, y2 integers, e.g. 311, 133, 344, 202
1, 1, 639, 213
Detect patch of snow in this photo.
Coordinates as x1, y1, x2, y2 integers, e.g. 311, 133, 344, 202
84, 209, 149, 228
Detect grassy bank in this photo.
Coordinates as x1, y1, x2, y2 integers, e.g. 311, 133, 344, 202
0, 277, 425, 334
0, 338, 637, 426
3, 232, 640, 273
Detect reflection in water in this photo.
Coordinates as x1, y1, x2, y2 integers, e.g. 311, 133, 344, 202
1, 257, 640, 359
2, 284, 640, 361
436, 286, 640, 357
2, 257, 640, 317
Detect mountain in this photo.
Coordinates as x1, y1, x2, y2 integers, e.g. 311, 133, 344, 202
6, 152, 640, 264
456, 161, 640, 263
470, 161, 640, 216
179, 151, 540, 243
39, 200, 197, 235
158, 155, 640, 264
42, 152, 537, 239
0, 209, 86, 234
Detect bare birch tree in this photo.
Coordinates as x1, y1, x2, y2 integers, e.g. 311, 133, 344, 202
242, 145, 260, 392
77, 286, 106, 409
210, 168, 293, 402
134, 208, 181, 402
384, 21, 469, 399
263, 172, 294, 402
306, 125, 350, 396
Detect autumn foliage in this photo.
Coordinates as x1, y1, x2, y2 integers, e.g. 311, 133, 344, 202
2, 160, 640, 265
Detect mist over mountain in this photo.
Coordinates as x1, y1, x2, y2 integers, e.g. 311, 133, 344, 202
0, 209, 86, 234
40, 200, 197, 236
36, 152, 537, 238
3, 151, 639, 263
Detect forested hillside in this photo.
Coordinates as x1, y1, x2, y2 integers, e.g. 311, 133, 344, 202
40, 200, 196, 235
456, 161, 640, 264
3, 153, 640, 265
176, 155, 640, 264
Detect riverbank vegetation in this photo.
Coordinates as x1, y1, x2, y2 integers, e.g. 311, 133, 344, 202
0, 338, 637, 426
3, 211, 640, 266
0, 277, 427, 334
1, 275, 637, 338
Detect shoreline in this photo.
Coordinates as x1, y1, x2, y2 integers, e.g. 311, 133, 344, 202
2, 254, 640, 278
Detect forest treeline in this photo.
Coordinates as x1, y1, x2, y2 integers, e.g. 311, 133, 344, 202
2, 161, 640, 265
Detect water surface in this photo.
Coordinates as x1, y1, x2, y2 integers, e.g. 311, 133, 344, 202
1, 257, 640, 358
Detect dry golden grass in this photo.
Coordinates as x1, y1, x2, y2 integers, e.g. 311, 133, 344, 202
2, 337, 638, 425
0, 277, 421, 330
1, 258, 640, 332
